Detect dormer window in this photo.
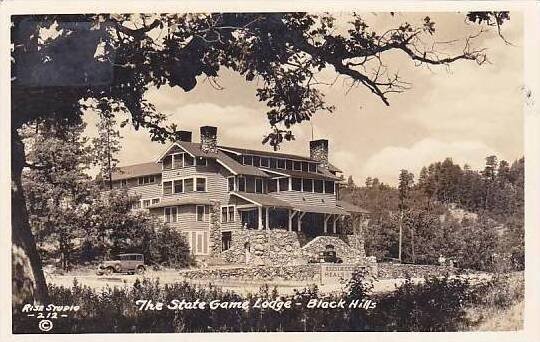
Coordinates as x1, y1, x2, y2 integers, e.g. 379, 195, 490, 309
255, 178, 263, 193
184, 154, 194, 167
138, 175, 155, 185
253, 156, 260, 167
163, 155, 173, 170
286, 160, 293, 170
196, 157, 207, 166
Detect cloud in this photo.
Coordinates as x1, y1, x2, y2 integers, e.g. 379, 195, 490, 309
360, 138, 501, 185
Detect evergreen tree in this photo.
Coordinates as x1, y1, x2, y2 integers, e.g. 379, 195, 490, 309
92, 110, 122, 190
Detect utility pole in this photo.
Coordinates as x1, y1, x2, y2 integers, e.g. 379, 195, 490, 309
398, 210, 403, 263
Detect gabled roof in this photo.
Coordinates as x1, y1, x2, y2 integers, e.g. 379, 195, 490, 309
155, 141, 269, 178
111, 162, 162, 181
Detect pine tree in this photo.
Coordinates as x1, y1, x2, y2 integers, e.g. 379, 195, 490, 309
92, 111, 122, 190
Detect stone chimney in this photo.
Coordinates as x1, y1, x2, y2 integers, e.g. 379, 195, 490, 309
310, 139, 329, 169
200, 126, 218, 153
176, 130, 192, 142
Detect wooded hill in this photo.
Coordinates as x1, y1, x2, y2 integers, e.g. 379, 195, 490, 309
340, 156, 524, 271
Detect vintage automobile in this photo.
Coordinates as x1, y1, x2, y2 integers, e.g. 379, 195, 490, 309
308, 245, 343, 264
96, 253, 146, 275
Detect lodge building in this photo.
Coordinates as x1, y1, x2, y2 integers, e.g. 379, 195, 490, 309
110, 126, 368, 263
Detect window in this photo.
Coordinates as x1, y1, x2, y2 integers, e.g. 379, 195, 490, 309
302, 162, 309, 172
163, 155, 173, 170
131, 201, 141, 210
255, 178, 263, 193
186, 231, 209, 255
238, 176, 246, 192
164, 207, 177, 223
163, 181, 172, 195
270, 158, 277, 169
222, 232, 232, 251
293, 161, 302, 171
152, 198, 160, 204
286, 160, 293, 170
173, 153, 183, 168
173, 179, 183, 193
221, 205, 235, 223
121, 179, 128, 187
314, 179, 324, 193
303, 178, 314, 192
142, 199, 151, 208
309, 163, 317, 172
196, 205, 205, 222
277, 159, 285, 169
228, 206, 235, 222
184, 178, 194, 192
261, 157, 269, 168
196, 177, 206, 192
197, 157, 207, 166
279, 178, 289, 191
228, 176, 236, 192
252, 156, 260, 167
243, 155, 252, 165
292, 178, 302, 191
138, 175, 155, 185
324, 181, 335, 194
268, 179, 277, 192
184, 154, 194, 167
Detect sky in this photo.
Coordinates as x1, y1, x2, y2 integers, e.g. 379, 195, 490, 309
83, 12, 524, 186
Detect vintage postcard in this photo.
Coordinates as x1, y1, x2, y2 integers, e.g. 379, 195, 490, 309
1, 0, 539, 341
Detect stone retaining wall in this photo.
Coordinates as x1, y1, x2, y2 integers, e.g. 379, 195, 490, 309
377, 263, 460, 279
180, 264, 321, 282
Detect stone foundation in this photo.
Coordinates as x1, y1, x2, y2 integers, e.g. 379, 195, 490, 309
220, 229, 367, 266
220, 229, 307, 266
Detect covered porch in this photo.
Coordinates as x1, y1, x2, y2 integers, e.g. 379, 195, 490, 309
230, 192, 349, 234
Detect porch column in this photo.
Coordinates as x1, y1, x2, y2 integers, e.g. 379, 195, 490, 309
265, 208, 270, 230
332, 215, 339, 234
288, 209, 292, 231
258, 206, 263, 230
324, 214, 331, 234
298, 212, 306, 232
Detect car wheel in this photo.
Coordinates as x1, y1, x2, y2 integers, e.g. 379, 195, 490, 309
105, 267, 114, 275
136, 266, 146, 275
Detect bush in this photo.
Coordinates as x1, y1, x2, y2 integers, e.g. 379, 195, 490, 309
13, 272, 520, 333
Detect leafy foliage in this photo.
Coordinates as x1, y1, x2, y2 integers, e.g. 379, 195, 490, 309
13, 271, 522, 333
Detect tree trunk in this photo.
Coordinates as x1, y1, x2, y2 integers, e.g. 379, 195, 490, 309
11, 130, 49, 304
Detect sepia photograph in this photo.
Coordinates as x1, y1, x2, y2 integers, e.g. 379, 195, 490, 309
2, 1, 539, 340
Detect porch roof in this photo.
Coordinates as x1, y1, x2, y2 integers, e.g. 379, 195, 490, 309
147, 197, 213, 209
230, 192, 293, 209
293, 204, 349, 216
